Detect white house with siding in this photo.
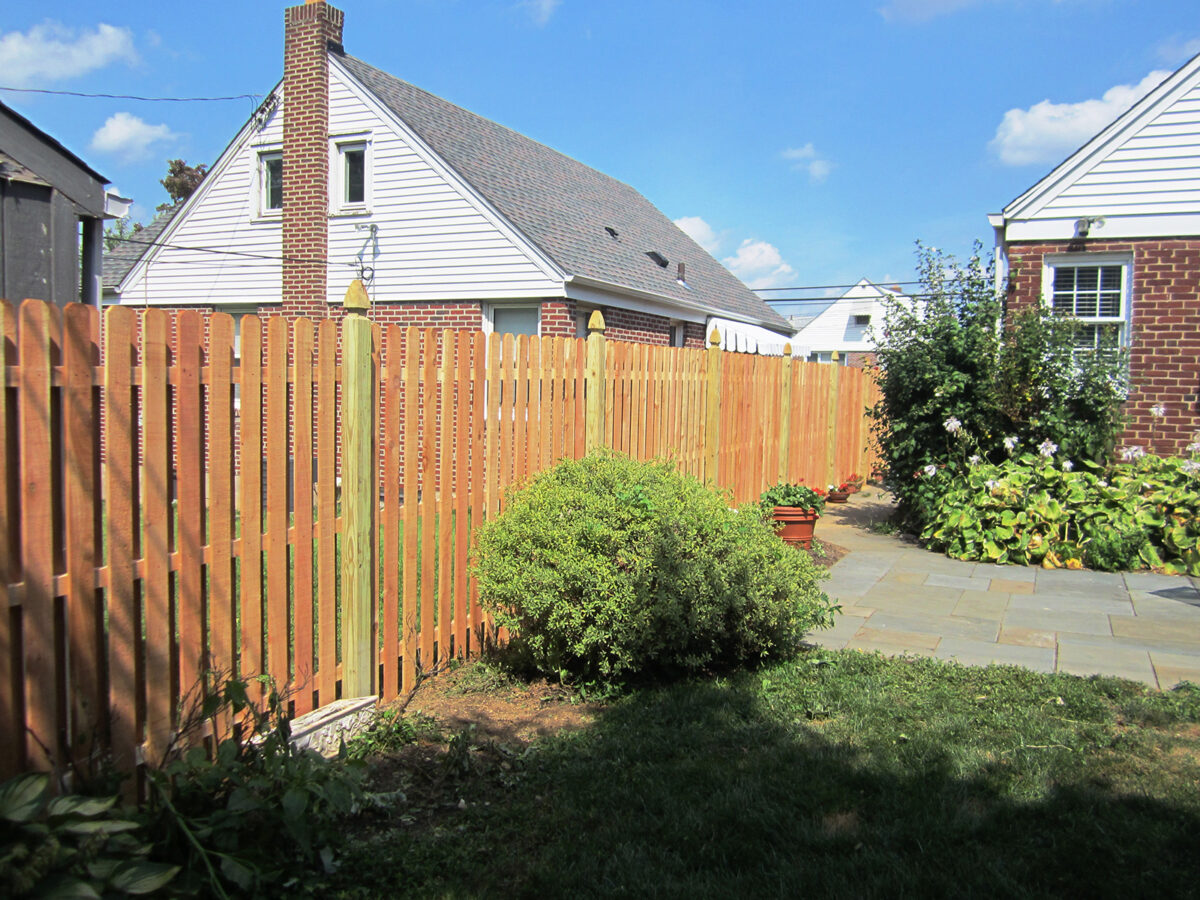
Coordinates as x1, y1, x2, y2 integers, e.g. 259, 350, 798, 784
786, 279, 899, 365
108, 0, 791, 350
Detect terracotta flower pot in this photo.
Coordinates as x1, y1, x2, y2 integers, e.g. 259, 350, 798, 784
826, 490, 851, 503
772, 506, 819, 550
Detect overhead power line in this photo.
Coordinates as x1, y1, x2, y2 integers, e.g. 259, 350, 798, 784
0, 85, 261, 103
756, 280, 923, 292
108, 234, 357, 270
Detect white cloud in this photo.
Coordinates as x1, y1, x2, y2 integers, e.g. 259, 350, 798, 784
673, 216, 722, 254
519, 0, 561, 26
0, 22, 136, 87
90, 112, 177, 162
879, 0, 982, 21
781, 144, 833, 183
722, 239, 796, 290
989, 70, 1170, 166
1157, 35, 1200, 66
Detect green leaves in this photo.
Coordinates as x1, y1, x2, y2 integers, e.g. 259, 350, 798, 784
924, 454, 1200, 575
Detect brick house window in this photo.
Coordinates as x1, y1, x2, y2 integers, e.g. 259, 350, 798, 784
332, 138, 370, 212
1045, 255, 1130, 356
488, 305, 540, 337
258, 151, 282, 215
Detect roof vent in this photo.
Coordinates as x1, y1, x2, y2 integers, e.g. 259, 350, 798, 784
646, 250, 668, 268
604, 226, 619, 239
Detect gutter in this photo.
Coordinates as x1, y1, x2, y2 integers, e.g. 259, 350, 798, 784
563, 273, 792, 335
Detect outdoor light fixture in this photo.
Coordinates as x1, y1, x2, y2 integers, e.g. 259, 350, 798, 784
1074, 216, 1106, 238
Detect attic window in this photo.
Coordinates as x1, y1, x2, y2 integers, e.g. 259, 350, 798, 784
605, 226, 619, 239
852, 314, 871, 326
646, 251, 669, 268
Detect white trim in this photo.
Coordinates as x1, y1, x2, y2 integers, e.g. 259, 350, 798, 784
329, 132, 372, 215
1000, 212, 1200, 241
330, 55, 566, 287
255, 148, 283, 220
1040, 252, 1133, 351
483, 302, 540, 336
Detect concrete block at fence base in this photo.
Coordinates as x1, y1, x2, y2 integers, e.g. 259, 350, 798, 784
288, 696, 377, 758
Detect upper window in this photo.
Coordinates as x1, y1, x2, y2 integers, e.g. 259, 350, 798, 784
332, 139, 370, 212
1046, 258, 1129, 356
258, 151, 282, 215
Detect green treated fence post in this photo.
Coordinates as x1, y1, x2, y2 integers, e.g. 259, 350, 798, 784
340, 279, 377, 698
585, 310, 606, 453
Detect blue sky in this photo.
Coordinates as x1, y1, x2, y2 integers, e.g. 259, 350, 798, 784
3, 0, 1198, 309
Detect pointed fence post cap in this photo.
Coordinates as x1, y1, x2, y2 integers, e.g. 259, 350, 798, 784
783, 343, 792, 356
708, 327, 722, 348
587, 309, 606, 333
344, 279, 370, 313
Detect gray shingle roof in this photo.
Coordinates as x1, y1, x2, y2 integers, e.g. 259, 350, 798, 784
339, 54, 789, 331
103, 206, 178, 290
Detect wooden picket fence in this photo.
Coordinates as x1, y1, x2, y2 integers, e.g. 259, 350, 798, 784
0, 298, 880, 781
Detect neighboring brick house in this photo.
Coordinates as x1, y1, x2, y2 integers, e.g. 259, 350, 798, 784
108, 0, 791, 350
989, 55, 1200, 455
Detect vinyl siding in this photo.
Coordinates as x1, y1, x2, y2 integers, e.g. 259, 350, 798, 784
1038, 83, 1200, 221
119, 64, 562, 306
326, 66, 560, 303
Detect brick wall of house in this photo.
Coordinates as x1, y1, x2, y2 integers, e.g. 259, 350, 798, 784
1005, 238, 1200, 455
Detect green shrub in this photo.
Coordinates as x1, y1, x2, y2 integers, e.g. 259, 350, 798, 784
473, 453, 836, 684
923, 449, 1200, 574
144, 678, 370, 897
870, 241, 1128, 530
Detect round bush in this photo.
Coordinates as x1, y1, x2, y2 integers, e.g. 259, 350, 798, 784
472, 454, 835, 684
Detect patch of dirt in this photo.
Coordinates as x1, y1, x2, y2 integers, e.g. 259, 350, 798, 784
809, 540, 850, 569
402, 665, 601, 746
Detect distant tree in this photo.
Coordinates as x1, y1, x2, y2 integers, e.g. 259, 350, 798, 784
103, 216, 144, 251
158, 158, 208, 211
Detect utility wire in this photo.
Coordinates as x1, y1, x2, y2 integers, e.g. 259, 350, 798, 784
107, 234, 358, 269
756, 280, 922, 292
0, 85, 261, 103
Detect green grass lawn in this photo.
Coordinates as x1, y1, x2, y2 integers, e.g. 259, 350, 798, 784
326, 649, 1200, 898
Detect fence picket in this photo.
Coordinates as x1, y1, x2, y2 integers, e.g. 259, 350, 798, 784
401, 327, 419, 693
292, 320, 315, 713
0, 301, 16, 778
316, 320, 337, 706
207, 314, 235, 717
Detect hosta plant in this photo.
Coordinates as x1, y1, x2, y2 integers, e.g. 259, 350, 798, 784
922, 448, 1200, 575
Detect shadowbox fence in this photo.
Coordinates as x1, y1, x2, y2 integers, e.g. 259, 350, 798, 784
0, 298, 881, 781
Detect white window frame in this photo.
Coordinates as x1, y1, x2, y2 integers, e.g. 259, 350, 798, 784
254, 148, 282, 220
1041, 252, 1132, 357
484, 303, 541, 338
330, 134, 372, 215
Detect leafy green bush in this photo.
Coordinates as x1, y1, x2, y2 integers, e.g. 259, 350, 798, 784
473, 453, 836, 684
922, 449, 1200, 574
870, 242, 1128, 529
145, 678, 370, 897
0, 774, 177, 897
759, 481, 827, 514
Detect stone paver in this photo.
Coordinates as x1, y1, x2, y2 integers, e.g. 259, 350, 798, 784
809, 489, 1200, 690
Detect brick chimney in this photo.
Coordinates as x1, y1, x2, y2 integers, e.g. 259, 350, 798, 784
282, 0, 344, 315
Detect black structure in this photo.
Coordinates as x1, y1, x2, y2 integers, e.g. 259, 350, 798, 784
1, 100, 124, 307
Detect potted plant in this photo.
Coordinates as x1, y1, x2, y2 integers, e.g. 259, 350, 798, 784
759, 481, 826, 549
844, 472, 864, 493
826, 482, 853, 503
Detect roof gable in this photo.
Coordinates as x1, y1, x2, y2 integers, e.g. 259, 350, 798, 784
1003, 55, 1200, 223
338, 54, 789, 330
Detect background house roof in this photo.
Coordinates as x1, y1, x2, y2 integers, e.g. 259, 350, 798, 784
103, 206, 178, 291
339, 54, 790, 331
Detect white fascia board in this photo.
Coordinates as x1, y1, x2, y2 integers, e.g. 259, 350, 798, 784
565, 274, 790, 333
1004, 58, 1200, 221
331, 55, 566, 289
117, 85, 282, 296
1004, 212, 1200, 242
